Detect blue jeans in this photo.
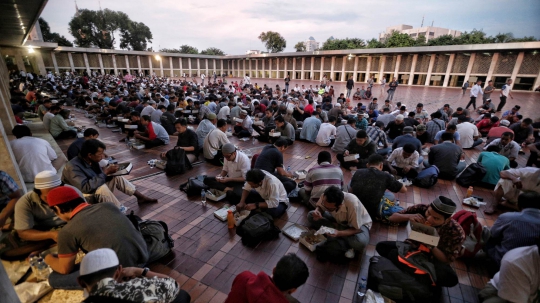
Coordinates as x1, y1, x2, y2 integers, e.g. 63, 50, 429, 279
48, 264, 82, 290
423, 160, 466, 177
377, 147, 392, 156
307, 211, 370, 252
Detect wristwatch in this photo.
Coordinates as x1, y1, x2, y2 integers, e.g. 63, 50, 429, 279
141, 267, 149, 277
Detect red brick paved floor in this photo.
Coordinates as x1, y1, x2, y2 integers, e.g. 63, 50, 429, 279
54, 84, 540, 303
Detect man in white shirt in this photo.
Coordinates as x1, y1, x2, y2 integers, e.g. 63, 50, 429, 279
465, 80, 484, 110
203, 119, 230, 166
486, 167, 540, 214
10, 125, 58, 182
479, 244, 539, 303
456, 115, 483, 149
218, 102, 233, 121
316, 116, 337, 147
140, 101, 156, 117
496, 79, 514, 112
200, 73, 206, 85
387, 144, 419, 179
307, 186, 372, 259
204, 143, 251, 205
237, 169, 289, 218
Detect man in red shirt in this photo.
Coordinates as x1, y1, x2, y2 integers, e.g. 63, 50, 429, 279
476, 115, 499, 137
225, 253, 309, 303
487, 119, 514, 144
304, 99, 314, 118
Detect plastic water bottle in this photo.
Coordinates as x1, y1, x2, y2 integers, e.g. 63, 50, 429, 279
252, 136, 256, 145
35, 258, 50, 281
287, 166, 291, 172
357, 277, 367, 298
201, 189, 206, 206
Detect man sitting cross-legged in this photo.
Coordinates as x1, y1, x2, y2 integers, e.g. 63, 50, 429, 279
203, 143, 251, 205
62, 139, 157, 208
236, 169, 290, 218
298, 151, 344, 209
307, 186, 372, 259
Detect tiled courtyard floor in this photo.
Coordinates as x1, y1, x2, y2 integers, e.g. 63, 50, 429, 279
54, 82, 540, 303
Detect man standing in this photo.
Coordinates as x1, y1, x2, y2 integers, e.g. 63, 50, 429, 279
483, 80, 494, 101
462, 80, 469, 96
497, 79, 514, 112
465, 80, 483, 110
237, 169, 289, 218
308, 186, 372, 259
62, 139, 157, 207
43, 187, 149, 290
299, 151, 344, 208
346, 76, 354, 98
284, 73, 290, 93
387, 77, 398, 101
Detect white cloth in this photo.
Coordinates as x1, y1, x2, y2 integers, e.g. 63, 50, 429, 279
223, 151, 251, 179
316, 193, 372, 230
42, 112, 55, 132
203, 129, 230, 159
316, 123, 337, 146
10, 137, 57, 182
494, 167, 540, 203
490, 245, 539, 303
217, 106, 230, 120
243, 171, 289, 208
457, 122, 479, 148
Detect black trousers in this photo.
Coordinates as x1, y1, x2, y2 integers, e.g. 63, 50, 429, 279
336, 154, 367, 170
394, 166, 419, 179
527, 151, 539, 167
170, 289, 191, 303
54, 130, 77, 140
144, 138, 165, 149
203, 177, 244, 205
376, 241, 458, 287
205, 150, 224, 166
274, 173, 297, 194
234, 125, 251, 138
497, 96, 507, 112
465, 96, 477, 110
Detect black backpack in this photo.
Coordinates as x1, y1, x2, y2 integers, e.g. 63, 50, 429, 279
456, 163, 487, 187
314, 237, 350, 264
412, 166, 439, 188
236, 212, 281, 247
367, 256, 434, 303
179, 175, 208, 197
164, 147, 191, 176
127, 212, 174, 263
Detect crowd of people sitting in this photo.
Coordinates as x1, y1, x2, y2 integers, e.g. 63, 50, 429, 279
2, 69, 539, 302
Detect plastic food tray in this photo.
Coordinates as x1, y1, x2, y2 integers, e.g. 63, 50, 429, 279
299, 232, 327, 252
283, 224, 309, 241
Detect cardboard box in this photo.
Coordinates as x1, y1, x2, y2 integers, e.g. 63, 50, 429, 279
299, 232, 327, 252
406, 221, 440, 246
269, 131, 281, 137
344, 154, 359, 162
155, 160, 167, 169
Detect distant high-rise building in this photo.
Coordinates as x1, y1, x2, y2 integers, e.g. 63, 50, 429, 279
304, 36, 320, 52
379, 24, 461, 43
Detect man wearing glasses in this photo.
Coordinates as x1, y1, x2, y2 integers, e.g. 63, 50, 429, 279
203, 143, 251, 205
307, 186, 372, 259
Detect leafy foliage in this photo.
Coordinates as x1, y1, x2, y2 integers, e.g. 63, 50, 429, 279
68, 8, 152, 50
200, 47, 226, 55
258, 31, 287, 53
39, 18, 73, 46
366, 38, 385, 49
320, 38, 366, 50
159, 45, 199, 54
294, 42, 306, 52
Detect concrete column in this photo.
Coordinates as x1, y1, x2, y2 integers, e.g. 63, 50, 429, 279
205, 59, 209, 76
510, 52, 525, 84
255, 59, 258, 78
188, 57, 192, 75
67, 52, 75, 71
82, 53, 91, 75
148, 56, 153, 75
159, 56, 164, 77
353, 56, 359, 81
136, 56, 142, 74
310, 57, 314, 80
330, 56, 335, 80
534, 65, 540, 92
220, 59, 223, 75
408, 54, 418, 85
394, 55, 401, 79
443, 54, 455, 87
425, 54, 436, 86
292, 58, 297, 80
125, 55, 130, 74
197, 58, 200, 76
485, 53, 499, 84
14, 52, 26, 72
50, 52, 59, 73
169, 57, 173, 76
379, 55, 386, 82
341, 56, 346, 81
33, 51, 47, 75
319, 57, 324, 81
301, 57, 305, 80
365, 56, 372, 83
98, 54, 104, 75
464, 53, 476, 84
261, 59, 265, 78
112, 55, 118, 75
179, 57, 183, 75
243, 59, 246, 77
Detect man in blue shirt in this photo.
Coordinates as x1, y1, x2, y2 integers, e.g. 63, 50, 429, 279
485, 191, 540, 269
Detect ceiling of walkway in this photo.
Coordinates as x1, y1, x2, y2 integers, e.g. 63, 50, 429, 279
0, 0, 47, 46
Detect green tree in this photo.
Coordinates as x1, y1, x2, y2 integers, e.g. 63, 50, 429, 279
200, 47, 225, 55
414, 34, 428, 47
179, 45, 199, 54
39, 18, 73, 46
427, 34, 457, 46
366, 38, 385, 49
159, 48, 181, 53
384, 31, 416, 48
294, 41, 306, 52
510, 36, 537, 42
68, 8, 152, 50
454, 29, 494, 45
320, 38, 365, 50
258, 31, 286, 53
494, 32, 514, 43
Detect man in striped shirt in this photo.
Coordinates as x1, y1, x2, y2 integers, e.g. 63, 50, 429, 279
299, 151, 344, 208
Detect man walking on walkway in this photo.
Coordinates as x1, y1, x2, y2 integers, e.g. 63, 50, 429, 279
497, 79, 514, 112
387, 77, 398, 101
346, 76, 354, 98
465, 80, 483, 110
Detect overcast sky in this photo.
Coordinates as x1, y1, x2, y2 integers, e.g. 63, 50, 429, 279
41, 0, 540, 55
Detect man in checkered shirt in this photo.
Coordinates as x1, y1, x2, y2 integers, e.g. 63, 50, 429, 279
0, 171, 22, 228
